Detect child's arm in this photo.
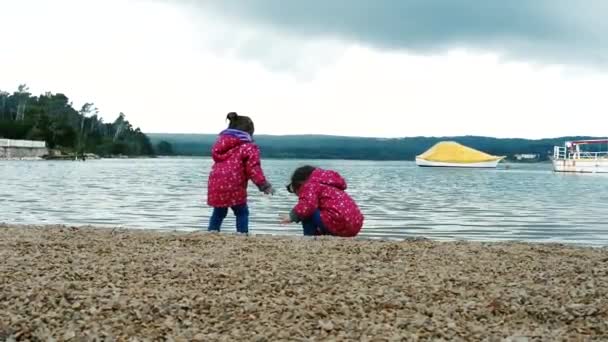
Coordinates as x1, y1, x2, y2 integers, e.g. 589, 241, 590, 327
243, 144, 274, 194
288, 183, 319, 222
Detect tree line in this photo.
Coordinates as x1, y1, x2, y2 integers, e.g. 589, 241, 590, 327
3, 83, 602, 160
148, 133, 606, 161
0, 85, 155, 156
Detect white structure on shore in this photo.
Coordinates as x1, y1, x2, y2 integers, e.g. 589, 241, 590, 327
514, 153, 539, 161
0, 139, 48, 159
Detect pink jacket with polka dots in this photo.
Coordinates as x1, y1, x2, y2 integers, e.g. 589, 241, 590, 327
293, 169, 364, 237
207, 131, 269, 208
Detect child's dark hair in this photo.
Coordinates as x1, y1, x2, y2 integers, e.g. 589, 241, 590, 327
287, 165, 316, 193
226, 112, 255, 135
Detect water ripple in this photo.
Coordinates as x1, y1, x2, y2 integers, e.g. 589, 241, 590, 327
1, 158, 607, 245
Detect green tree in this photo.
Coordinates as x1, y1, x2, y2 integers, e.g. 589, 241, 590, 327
77, 103, 97, 153
15, 84, 30, 121
0, 85, 155, 157
0, 91, 9, 120
156, 140, 174, 155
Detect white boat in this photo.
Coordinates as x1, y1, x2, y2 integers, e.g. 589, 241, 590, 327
416, 141, 505, 168
552, 139, 608, 173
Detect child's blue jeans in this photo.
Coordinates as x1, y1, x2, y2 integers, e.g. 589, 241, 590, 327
208, 204, 249, 233
302, 210, 331, 236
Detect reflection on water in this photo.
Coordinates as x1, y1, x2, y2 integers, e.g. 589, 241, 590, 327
1, 158, 607, 245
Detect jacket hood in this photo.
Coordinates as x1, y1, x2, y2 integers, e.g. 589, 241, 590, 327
212, 134, 248, 162
309, 168, 347, 190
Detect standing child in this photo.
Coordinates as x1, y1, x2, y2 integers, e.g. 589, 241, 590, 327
207, 112, 274, 234
280, 165, 364, 237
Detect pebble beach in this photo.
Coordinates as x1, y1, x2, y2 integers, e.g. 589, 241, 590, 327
1, 224, 607, 341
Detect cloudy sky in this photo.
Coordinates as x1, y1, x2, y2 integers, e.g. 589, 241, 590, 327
1, 0, 607, 138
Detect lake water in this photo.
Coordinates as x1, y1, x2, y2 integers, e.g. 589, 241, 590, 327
1, 158, 607, 245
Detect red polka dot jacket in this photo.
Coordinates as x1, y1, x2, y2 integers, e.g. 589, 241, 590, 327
290, 168, 364, 237
207, 130, 270, 208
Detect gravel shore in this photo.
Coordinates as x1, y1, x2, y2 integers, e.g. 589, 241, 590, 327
1, 224, 607, 341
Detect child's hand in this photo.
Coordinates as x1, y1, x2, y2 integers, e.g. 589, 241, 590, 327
260, 183, 275, 195
264, 185, 275, 195
279, 214, 291, 225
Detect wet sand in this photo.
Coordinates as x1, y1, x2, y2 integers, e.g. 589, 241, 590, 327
1, 224, 607, 341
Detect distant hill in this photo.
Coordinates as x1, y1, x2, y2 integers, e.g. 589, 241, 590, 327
147, 133, 606, 161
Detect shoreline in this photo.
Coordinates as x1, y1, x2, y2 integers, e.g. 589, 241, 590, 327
1, 224, 607, 340
1, 223, 603, 248
0, 155, 152, 161
0, 155, 553, 163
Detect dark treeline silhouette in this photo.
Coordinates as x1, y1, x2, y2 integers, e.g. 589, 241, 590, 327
3, 83, 601, 160
0, 85, 154, 156
148, 133, 606, 161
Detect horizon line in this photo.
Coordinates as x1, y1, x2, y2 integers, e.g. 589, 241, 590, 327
146, 132, 607, 141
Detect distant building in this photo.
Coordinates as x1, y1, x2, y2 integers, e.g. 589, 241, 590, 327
0, 139, 48, 159
514, 153, 539, 161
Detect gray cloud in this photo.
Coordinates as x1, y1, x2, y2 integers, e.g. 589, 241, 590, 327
180, 0, 608, 66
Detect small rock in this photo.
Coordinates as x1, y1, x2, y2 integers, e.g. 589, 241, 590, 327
319, 320, 334, 331
63, 330, 76, 340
